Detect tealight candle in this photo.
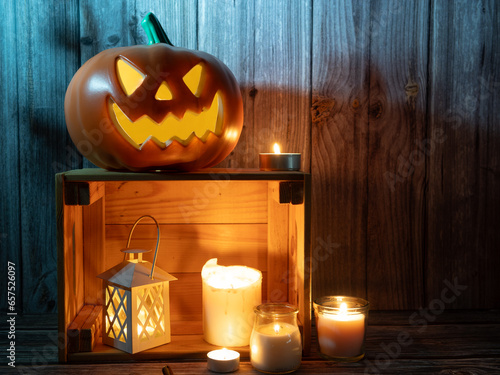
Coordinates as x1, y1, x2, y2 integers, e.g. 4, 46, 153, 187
313, 296, 369, 362
259, 143, 301, 171
202, 258, 262, 347
207, 348, 240, 373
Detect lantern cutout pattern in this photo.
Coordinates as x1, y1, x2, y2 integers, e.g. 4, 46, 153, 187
97, 215, 177, 354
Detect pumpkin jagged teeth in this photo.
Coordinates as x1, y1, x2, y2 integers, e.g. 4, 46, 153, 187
110, 92, 222, 149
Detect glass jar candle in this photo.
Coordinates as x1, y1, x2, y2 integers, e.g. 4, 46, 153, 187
313, 296, 369, 362
250, 304, 302, 374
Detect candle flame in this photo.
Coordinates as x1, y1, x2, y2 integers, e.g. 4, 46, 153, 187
273, 143, 281, 154
208, 348, 240, 361
340, 302, 348, 315
273, 324, 280, 334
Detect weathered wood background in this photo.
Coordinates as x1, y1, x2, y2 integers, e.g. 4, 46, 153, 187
1, 0, 499, 314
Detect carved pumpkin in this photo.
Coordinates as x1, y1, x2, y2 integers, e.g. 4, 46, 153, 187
65, 13, 243, 171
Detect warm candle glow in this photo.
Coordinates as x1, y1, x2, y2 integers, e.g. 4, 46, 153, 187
250, 321, 302, 373
207, 348, 240, 360
202, 258, 262, 347
314, 297, 368, 360
137, 309, 156, 336
137, 324, 156, 336
340, 302, 348, 315
207, 348, 240, 372
273, 143, 281, 154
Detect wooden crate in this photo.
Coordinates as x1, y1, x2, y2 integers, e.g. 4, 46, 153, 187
56, 168, 311, 363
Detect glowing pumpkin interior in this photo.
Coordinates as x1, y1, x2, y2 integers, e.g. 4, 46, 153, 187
111, 58, 223, 149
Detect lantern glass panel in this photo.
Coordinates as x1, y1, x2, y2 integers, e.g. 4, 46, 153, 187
137, 285, 165, 342
105, 285, 129, 343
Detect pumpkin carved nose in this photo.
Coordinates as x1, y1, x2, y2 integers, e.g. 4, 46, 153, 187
155, 81, 173, 101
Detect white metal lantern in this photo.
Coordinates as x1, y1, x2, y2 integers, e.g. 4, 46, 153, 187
97, 215, 176, 354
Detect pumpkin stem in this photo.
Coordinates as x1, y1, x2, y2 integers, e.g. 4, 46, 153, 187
141, 12, 174, 46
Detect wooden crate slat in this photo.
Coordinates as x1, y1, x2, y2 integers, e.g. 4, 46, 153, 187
83, 198, 105, 306
104, 223, 268, 273
59, 200, 85, 360
267, 182, 290, 302
104, 180, 268, 224
67, 305, 94, 353
80, 305, 103, 352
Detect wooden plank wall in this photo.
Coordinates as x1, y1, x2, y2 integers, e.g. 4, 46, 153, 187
1, 0, 498, 313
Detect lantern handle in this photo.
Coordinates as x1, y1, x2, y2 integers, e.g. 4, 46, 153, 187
126, 215, 161, 280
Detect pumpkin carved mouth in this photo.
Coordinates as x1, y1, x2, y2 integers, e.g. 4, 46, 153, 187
110, 92, 223, 149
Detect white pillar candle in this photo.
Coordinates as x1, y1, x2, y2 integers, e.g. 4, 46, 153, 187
207, 348, 240, 373
250, 322, 302, 373
202, 258, 262, 347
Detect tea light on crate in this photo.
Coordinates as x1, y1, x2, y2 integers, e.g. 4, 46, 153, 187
259, 143, 301, 171
207, 348, 240, 373
313, 296, 369, 362
202, 258, 262, 347
97, 215, 177, 354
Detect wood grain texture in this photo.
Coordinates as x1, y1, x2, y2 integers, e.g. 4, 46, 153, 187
198, 0, 256, 169
15, 0, 80, 314
0, 0, 21, 313
426, 0, 500, 308
83, 198, 105, 305
56, 187, 84, 362
252, 0, 312, 171
135, 0, 198, 49
104, 180, 268, 224
266, 182, 290, 302
365, 0, 428, 309
311, 0, 370, 304
104, 223, 268, 273
2, 0, 500, 315
2, 310, 499, 373
79, 0, 131, 170
67, 304, 94, 353
4, 360, 500, 375
289, 199, 311, 353
80, 305, 103, 352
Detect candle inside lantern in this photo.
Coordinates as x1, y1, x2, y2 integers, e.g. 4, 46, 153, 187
202, 258, 262, 347
136, 309, 159, 336
314, 296, 369, 362
259, 143, 301, 171
207, 348, 240, 373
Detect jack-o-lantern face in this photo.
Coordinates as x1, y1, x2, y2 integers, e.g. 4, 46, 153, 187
112, 58, 223, 149
64, 14, 243, 171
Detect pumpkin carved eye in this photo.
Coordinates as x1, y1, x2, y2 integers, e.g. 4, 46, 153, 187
116, 58, 145, 96
183, 63, 204, 97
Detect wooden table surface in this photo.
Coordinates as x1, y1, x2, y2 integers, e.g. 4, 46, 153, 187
1, 310, 499, 374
